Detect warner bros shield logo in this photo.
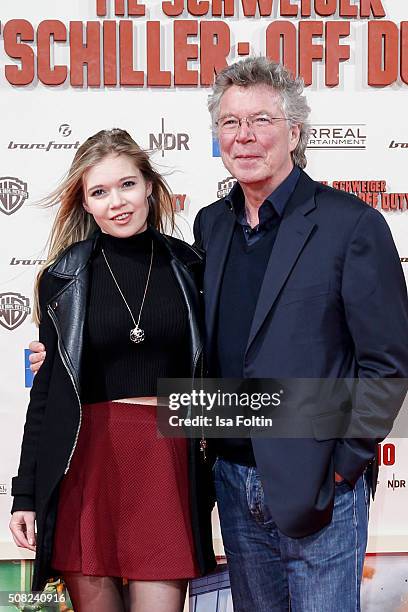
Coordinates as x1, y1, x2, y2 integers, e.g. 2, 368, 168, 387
0, 292, 31, 330
0, 177, 29, 215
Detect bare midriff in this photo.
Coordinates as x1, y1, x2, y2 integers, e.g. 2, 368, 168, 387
112, 396, 160, 406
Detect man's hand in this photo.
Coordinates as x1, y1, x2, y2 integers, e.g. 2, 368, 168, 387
28, 341, 46, 373
9, 511, 37, 551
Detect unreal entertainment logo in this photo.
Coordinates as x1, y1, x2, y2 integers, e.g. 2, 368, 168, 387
217, 177, 237, 199
308, 125, 367, 150
0, 177, 29, 215
0, 292, 31, 331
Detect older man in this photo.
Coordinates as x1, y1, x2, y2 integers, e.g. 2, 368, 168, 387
30, 58, 408, 611
192, 57, 408, 611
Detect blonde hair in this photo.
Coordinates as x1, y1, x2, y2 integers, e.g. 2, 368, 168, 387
33, 128, 175, 324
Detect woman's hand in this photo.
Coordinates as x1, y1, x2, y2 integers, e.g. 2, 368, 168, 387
9, 511, 37, 551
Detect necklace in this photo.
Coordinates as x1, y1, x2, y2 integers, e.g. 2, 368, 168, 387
101, 240, 154, 344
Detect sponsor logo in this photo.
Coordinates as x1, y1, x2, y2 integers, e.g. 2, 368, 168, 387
308, 124, 367, 150
389, 140, 408, 149
171, 194, 187, 212
149, 118, 189, 157
8, 125, 79, 152
59, 123, 72, 137
8, 140, 79, 152
377, 443, 406, 491
212, 138, 221, 157
0, 485, 7, 495
25, 348, 34, 388
0, 292, 31, 331
387, 474, 406, 490
10, 257, 46, 266
217, 176, 236, 199
0, 177, 29, 216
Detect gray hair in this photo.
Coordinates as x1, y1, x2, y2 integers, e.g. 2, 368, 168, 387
208, 57, 311, 169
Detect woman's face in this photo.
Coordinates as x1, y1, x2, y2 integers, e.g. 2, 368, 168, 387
83, 153, 152, 237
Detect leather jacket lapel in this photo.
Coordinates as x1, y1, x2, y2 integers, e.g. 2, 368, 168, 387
151, 228, 204, 377
46, 230, 203, 389
47, 258, 92, 392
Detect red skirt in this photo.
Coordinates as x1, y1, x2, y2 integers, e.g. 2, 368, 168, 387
51, 401, 199, 580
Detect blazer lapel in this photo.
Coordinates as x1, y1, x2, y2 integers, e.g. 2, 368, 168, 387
204, 207, 235, 355
245, 172, 317, 354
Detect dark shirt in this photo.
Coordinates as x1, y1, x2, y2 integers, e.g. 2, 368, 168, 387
81, 228, 190, 403
215, 166, 300, 465
226, 165, 300, 246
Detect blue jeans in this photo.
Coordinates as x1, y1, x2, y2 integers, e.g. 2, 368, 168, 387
214, 458, 370, 612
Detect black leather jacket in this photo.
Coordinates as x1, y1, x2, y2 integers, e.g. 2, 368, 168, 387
11, 228, 216, 590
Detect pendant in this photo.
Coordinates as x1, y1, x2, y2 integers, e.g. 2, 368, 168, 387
200, 438, 207, 461
130, 326, 145, 344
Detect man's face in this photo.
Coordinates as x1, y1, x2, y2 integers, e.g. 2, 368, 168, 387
217, 85, 300, 190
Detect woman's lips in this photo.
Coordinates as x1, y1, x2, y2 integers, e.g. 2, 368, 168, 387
111, 212, 132, 223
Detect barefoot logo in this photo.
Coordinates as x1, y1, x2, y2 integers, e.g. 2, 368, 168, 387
0, 177, 29, 216
8, 123, 79, 152
0, 292, 31, 331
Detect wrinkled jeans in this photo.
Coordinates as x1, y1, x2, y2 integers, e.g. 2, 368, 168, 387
214, 458, 370, 612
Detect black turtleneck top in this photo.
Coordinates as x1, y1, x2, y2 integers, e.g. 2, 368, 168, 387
81, 228, 190, 403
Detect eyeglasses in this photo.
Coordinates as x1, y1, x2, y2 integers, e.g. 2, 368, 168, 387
216, 113, 290, 134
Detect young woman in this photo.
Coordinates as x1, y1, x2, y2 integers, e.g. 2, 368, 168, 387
9, 129, 215, 612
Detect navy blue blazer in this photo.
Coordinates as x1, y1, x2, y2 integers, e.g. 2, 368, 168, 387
194, 169, 408, 538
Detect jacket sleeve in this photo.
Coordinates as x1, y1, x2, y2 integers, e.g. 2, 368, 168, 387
11, 273, 58, 513
334, 208, 408, 486
193, 208, 204, 250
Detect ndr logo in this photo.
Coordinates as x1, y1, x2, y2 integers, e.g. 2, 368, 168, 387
149, 118, 189, 157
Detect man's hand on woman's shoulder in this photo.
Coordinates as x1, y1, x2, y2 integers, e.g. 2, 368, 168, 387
28, 341, 46, 373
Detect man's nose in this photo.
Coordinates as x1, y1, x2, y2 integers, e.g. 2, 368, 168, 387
235, 118, 256, 143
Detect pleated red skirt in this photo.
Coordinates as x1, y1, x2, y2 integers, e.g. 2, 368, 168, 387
51, 401, 199, 580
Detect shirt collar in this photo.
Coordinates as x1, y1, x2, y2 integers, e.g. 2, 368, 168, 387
225, 165, 301, 227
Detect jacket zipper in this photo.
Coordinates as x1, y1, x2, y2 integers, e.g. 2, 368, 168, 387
192, 346, 207, 461
48, 306, 82, 475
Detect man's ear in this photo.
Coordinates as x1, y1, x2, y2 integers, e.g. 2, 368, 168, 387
289, 124, 301, 152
